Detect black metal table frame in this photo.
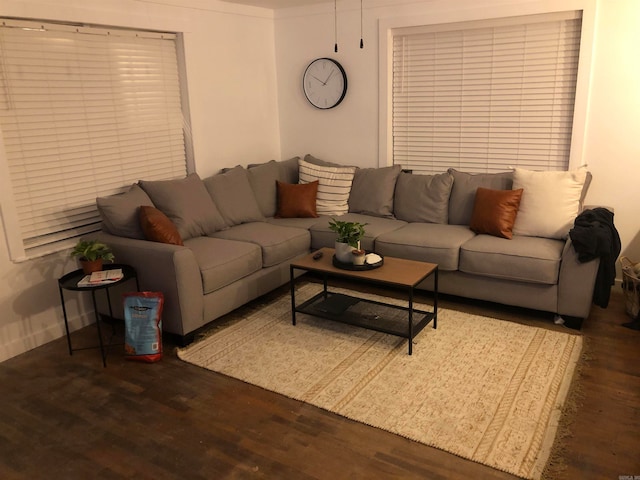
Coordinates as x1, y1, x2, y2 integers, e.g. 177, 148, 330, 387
289, 265, 438, 355
58, 264, 139, 367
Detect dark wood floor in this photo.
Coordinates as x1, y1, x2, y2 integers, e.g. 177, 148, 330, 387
1, 279, 638, 480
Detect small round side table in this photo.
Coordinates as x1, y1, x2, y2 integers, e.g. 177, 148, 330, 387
58, 264, 139, 367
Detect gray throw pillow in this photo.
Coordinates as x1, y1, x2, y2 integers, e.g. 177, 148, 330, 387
448, 168, 514, 225
139, 173, 226, 240
349, 165, 402, 218
204, 165, 265, 226
96, 183, 153, 239
394, 171, 454, 224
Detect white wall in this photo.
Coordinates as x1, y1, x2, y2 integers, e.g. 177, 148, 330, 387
583, 0, 640, 262
0, 0, 280, 362
275, 0, 640, 271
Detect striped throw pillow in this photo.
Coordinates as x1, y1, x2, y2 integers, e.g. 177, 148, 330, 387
298, 158, 356, 216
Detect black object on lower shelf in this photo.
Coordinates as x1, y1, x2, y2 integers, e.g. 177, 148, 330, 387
313, 293, 360, 315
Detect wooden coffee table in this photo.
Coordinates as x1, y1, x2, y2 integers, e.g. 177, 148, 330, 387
289, 247, 438, 355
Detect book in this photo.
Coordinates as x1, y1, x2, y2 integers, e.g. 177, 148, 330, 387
77, 268, 123, 287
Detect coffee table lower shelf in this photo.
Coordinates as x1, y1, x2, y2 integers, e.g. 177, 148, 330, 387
293, 290, 436, 354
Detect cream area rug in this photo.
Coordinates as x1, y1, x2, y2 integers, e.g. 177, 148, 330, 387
177, 283, 582, 480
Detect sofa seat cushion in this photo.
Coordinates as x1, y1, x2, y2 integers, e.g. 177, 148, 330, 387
375, 223, 475, 271
211, 222, 310, 267
184, 236, 262, 294
460, 234, 565, 284
309, 213, 407, 251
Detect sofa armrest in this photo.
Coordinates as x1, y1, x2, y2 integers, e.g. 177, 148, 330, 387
95, 232, 203, 336
557, 237, 599, 318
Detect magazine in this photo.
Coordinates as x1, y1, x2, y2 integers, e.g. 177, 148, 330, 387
77, 268, 124, 287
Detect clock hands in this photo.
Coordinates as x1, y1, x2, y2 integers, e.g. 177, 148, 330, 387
311, 70, 335, 87
310, 74, 326, 85
323, 69, 335, 85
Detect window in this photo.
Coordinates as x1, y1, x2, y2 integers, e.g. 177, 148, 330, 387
390, 11, 582, 174
0, 19, 190, 261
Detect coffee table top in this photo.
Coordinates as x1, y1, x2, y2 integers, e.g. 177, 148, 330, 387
291, 247, 437, 288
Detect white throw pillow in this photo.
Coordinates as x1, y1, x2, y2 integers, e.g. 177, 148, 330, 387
298, 158, 356, 216
512, 168, 588, 239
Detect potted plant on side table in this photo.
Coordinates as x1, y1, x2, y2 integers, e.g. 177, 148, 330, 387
70, 239, 115, 274
328, 218, 367, 264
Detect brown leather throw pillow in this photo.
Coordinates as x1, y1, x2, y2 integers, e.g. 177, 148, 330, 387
275, 180, 319, 218
469, 187, 524, 239
139, 205, 184, 245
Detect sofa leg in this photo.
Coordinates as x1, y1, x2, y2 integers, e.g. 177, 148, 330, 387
554, 314, 584, 330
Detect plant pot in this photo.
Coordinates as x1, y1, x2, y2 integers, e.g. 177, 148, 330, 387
335, 241, 359, 263
80, 259, 103, 274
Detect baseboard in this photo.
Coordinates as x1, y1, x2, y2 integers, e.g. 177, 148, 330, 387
0, 312, 93, 363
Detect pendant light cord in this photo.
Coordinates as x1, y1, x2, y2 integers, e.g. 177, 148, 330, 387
334, 0, 338, 53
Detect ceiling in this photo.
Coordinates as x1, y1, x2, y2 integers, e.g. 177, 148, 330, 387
220, 0, 331, 9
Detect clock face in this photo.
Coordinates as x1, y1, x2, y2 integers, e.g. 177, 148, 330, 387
303, 58, 347, 110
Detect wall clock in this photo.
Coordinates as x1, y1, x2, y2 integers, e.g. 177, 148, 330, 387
302, 58, 348, 110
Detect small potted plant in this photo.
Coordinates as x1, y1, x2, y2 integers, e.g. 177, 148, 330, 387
70, 239, 115, 274
328, 218, 367, 263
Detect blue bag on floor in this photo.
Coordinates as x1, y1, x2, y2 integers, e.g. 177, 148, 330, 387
123, 292, 164, 363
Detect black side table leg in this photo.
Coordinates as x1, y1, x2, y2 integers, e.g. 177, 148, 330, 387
433, 267, 438, 329
91, 290, 107, 368
408, 287, 414, 355
58, 287, 73, 356
290, 265, 297, 326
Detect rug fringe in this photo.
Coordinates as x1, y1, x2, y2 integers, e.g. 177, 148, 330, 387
541, 336, 590, 480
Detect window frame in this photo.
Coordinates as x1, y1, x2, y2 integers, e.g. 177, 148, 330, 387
377, 0, 596, 172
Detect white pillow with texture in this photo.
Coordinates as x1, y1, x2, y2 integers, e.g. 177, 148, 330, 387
512, 168, 588, 239
298, 158, 356, 216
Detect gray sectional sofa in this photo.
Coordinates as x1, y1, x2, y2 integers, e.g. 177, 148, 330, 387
95, 155, 599, 344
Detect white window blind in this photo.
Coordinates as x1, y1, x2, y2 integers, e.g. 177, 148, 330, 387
392, 11, 582, 174
0, 19, 188, 260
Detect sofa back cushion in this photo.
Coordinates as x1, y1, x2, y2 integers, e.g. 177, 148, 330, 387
394, 171, 453, 224
348, 165, 402, 218
247, 157, 301, 217
303, 153, 345, 168
96, 183, 153, 239
204, 165, 264, 226
448, 169, 513, 225
278, 156, 301, 184
247, 160, 280, 217
139, 173, 226, 240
